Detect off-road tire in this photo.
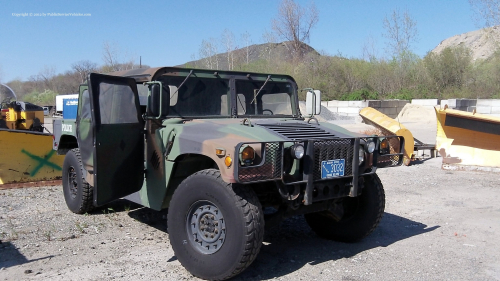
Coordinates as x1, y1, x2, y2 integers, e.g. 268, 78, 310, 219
168, 169, 264, 280
62, 148, 94, 214
305, 174, 385, 243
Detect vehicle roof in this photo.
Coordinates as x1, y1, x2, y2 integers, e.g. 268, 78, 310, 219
108, 67, 296, 83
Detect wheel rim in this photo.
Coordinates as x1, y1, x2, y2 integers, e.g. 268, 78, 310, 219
67, 166, 78, 199
186, 200, 226, 254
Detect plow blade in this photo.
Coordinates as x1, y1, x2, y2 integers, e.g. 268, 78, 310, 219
435, 107, 500, 171
359, 107, 414, 165
0, 129, 64, 185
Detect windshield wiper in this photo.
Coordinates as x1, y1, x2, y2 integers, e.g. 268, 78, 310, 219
250, 75, 271, 104
170, 70, 193, 100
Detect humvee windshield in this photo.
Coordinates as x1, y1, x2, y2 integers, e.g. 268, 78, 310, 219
153, 76, 295, 118
235, 80, 293, 117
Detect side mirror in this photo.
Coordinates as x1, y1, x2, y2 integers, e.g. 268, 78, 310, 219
149, 83, 169, 118
306, 90, 321, 115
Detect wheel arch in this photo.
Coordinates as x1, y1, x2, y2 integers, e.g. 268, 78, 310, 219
162, 153, 220, 208
57, 134, 78, 155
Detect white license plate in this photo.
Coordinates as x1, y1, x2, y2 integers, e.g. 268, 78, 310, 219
321, 159, 345, 178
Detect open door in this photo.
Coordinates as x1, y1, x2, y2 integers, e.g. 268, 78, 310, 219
86, 73, 145, 206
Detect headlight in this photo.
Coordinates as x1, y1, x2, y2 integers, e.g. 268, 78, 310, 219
359, 147, 365, 163
290, 143, 304, 159
240, 145, 255, 165
367, 139, 376, 153
379, 138, 390, 154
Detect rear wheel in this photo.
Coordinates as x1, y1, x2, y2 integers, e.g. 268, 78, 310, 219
168, 169, 264, 280
62, 148, 94, 214
305, 174, 385, 242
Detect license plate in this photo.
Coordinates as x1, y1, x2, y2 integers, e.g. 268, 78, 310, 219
321, 159, 345, 179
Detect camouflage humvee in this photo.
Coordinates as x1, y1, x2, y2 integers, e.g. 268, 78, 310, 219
53, 67, 404, 280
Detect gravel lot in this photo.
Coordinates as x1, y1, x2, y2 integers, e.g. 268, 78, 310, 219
2, 109, 500, 280
1, 156, 499, 281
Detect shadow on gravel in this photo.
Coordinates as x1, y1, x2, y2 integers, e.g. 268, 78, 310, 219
126, 205, 169, 233
235, 212, 440, 280
0, 241, 55, 269
83, 199, 170, 232
82, 201, 439, 280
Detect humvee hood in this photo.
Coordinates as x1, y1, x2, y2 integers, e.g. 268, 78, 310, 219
164, 118, 363, 158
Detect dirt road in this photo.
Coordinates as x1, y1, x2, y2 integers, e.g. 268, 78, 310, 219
1, 156, 499, 280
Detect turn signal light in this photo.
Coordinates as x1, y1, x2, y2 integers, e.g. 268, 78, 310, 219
380, 138, 390, 154
224, 156, 232, 167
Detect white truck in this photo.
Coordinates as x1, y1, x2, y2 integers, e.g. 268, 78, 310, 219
55, 94, 78, 116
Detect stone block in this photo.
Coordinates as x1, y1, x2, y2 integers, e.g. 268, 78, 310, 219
411, 99, 438, 106
399, 100, 410, 107
477, 99, 500, 106
337, 101, 350, 107
381, 100, 399, 108
475, 106, 491, 114
348, 100, 368, 108
367, 100, 381, 108
491, 106, 500, 114
378, 107, 397, 116
326, 100, 339, 107
447, 99, 457, 108
337, 107, 362, 114
326, 106, 338, 113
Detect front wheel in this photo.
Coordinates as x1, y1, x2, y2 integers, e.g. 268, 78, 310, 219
62, 148, 94, 214
168, 169, 264, 280
305, 174, 385, 242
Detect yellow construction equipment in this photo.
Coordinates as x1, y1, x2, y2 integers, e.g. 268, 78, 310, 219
435, 106, 500, 171
359, 107, 414, 165
0, 130, 64, 184
1, 101, 45, 131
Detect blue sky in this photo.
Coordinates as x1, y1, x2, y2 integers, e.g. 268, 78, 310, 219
0, 0, 480, 82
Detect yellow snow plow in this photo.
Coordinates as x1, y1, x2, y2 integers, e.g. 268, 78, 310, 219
359, 107, 436, 166
0, 129, 64, 185
435, 106, 500, 171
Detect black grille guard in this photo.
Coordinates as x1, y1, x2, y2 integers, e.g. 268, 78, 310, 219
233, 136, 405, 205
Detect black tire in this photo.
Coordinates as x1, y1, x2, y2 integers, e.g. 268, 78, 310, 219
305, 174, 385, 243
168, 169, 264, 280
62, 148, 94, 214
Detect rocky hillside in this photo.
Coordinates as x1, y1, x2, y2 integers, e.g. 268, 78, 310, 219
432, 25, 500, 60
181, 41, 319, 70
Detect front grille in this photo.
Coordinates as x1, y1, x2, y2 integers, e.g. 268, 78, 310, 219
313, 139, 354, 180
257, 123, 337, 140
238, 143, 282, 183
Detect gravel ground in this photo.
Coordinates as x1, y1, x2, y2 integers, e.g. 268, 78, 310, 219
1, 156, 499, 280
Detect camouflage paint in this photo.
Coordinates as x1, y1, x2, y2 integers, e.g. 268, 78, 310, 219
55, 67, 402, 210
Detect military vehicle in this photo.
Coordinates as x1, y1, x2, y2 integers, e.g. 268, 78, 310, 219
52, 67, 403, 280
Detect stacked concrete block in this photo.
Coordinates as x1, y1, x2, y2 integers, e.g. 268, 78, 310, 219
445, 99, 477, 112
322, 98, 500, 119
411, 99, 438, 106
378, 100, 409, 118
336, 100, 366, 117
323, 99, 409, 118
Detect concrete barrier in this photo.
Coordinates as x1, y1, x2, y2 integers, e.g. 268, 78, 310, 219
324, 99, 409, 118
322, 98, 500, 119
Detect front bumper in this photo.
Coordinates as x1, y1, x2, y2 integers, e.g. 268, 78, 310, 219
234, 136, 404, 205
